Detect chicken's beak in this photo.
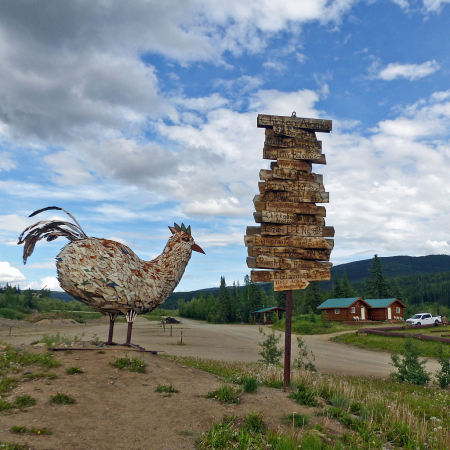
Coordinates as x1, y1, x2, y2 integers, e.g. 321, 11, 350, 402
191, 243, 205, 254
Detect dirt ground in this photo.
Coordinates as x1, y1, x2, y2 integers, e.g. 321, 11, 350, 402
0, 316, 440, 449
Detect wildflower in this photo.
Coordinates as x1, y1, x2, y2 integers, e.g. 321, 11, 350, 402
37, 431, 40, 435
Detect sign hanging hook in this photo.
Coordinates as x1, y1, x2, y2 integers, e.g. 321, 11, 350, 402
291, 111, 297, 117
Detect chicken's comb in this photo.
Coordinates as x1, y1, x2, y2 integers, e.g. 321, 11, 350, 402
173, 223, 191, 235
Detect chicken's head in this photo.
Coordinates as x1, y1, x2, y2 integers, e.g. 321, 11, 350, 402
167, 223, 205, 255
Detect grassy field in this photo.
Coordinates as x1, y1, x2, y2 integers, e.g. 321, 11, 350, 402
168, 354, 450, 449
332, 331, 450, 358
272, 315, 365, 335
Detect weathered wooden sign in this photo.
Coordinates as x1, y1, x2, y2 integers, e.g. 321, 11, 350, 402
274, 279, 309, 292
258, 114, 332, 133
244, 234, 333, 249
246, 112, 333, 295
250, 268, 331, 282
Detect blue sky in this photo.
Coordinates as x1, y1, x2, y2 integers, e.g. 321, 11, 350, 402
1, 0, 450, 292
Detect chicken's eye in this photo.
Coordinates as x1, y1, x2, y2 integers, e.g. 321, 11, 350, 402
182, 237, 190, 242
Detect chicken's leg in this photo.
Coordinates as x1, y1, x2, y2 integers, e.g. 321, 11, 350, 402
125, 310, 137, 347
104, 313, 119, 345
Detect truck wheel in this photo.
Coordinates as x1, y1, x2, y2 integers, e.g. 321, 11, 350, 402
435, 320, 439, 326
416, 322, 421, 326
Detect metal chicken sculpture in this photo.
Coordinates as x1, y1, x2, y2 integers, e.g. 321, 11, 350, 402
18, 206, 205, 347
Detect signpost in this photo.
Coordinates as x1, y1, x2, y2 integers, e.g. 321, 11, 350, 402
245, 112, 333, 390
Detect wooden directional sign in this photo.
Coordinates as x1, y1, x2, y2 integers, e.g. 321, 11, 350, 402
251, 268, 331, 282
257, 114, 332, 133
265, 128, 317, 144
274, 279, 309, 292
271, 160, 312, 171
259, 169, 322, 183
247, 256, 332, 271
263, 147, 324, 162
244, 234, 333, 250
253, 211, 325, 226
265, 140, 322, 152
259, 190, 329, 203
264, 179, 324, 193
248, 245, 331, 261
253, 199, 326, 216
260, 224, 335, 237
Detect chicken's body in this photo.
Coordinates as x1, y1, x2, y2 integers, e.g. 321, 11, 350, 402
18, 206, 204, 346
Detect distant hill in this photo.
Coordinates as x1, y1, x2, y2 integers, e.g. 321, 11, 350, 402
329, 255, 450, 283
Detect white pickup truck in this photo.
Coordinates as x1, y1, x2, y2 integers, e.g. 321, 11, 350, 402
406, 313, 441, 326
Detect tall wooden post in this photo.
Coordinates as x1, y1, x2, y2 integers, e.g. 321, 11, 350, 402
284, 290, 292, 391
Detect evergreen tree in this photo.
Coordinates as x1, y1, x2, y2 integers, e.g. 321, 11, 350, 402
216, 276, 232, 323
339, 270, 355, 297
305, 282, 323, 313
365, 254, 391, 298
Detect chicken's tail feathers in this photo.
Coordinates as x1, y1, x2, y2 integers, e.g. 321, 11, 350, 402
18, 206, 88, 264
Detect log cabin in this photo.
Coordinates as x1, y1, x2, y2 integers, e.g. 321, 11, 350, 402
365, 298, 406, 321
317, 297, 371, 322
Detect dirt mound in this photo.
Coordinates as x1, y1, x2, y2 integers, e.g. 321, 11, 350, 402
0, 345, 337, 450
37, 319, 52, 325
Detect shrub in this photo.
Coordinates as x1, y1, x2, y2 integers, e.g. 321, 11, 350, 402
293, 336, 316, 372
282, 412, 310, 427
242, 377, 258, 393
288, 383, 318, 407
66, 367, 84, 375
14, 395, 36, 408
258, 328, 283, 365
242, 411, 265, 433
207, 385, 241, 404
435, 344, 450, 389
50, 393, 75, 405
111, 356, 146, 373
389, 338, 431, 385
155, 384, 179, 396
328, 394, 349, 410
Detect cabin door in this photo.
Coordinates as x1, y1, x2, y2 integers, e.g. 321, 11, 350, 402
360, 306, 365, 320
387, 308, 392, 320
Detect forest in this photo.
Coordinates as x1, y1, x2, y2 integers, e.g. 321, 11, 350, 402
3, 254, 450, 324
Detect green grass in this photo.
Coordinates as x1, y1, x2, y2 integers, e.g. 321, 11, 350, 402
110, 356, 146, 373
37, 332, 84, 346
166, 354, 450, 449
242, 377, 258, 392
11, 426, 51, 435
272, 315, 363, 335
23, 371, 58, 380
155, 384, 179, 396
206, 385, 241, 404
0, 400, 14, 412
0, 442, 29, 450
66, 367, 84, 374
282, 412, 310, 427
332, 332, 450, 358
50, 393, 75, 405
14, 395, 36, 408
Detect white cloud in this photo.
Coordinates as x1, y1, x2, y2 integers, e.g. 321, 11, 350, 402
422, 0, 450, 12
40, 276, 62, 291
0, 152, 15, 171
0, 261, 26, 283
375, 60, 440, 81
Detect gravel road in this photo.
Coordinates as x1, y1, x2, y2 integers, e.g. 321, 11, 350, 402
0, 317, 440, 378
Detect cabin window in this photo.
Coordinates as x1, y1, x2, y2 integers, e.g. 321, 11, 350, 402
396, 307, 400, 313
351, 307, 355, 313
335, 308, 340, 314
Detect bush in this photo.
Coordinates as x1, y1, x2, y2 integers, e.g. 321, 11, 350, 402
293, 336, 316, 372
282, 412, 310, 427
258, 328, 283, 365
389, 338, 431, 385
288, 383, 319, 407
435, 343, 450, 389
111, 356, 146, 373
242, 377, 258, 393
207, 385, 241, 404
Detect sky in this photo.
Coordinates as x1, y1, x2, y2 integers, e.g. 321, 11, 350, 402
1, 0, 450, 292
